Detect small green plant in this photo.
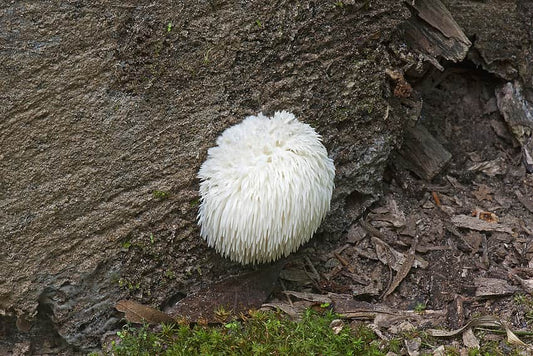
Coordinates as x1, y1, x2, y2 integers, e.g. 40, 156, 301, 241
166, 22, 172, 32
164, 270, 175, 279
152, 190, 169, 199
514, 293, 533, 324
255, 19, 262, 28
334, 1, 345, 8
121, 241, 132, 250
118, 278, 140, 291
414, 302, 426, 313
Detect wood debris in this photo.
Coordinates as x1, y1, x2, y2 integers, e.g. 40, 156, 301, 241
474, 277, 519, 298
401, 0, 471, 70
394, 124, 452, 181
451, 214, 513, 234
496, 81, 533, 173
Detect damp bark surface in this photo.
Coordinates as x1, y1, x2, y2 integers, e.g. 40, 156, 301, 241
1, 0, 532, 353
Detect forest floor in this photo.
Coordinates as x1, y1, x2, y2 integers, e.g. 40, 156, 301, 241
265, 65, 533, 354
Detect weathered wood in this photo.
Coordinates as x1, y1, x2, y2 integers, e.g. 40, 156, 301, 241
401, 0, 471, 70
394, 124, 452, 181
496, 81, 533, 173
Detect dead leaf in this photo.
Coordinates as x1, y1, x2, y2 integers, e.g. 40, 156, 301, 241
369, 198, 406, 228
279, 268, 313, 284
462, 328, 479, 349
433, 345, 446, 356
451, 214, 513, 234
427, 315, 530, 349
467, 157, 507, 176
166, 262, 283, 322
116, 300, 174, 324
346, 224, 367, 243
405, 337, 421, 356
472, 184, 493, 201
329, 319, 344, 334
462, 231, 483, 253
372, 236, 428, 271
382, 235, 418, 298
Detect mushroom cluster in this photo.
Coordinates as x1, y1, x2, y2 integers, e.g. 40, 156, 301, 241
197, 111, 335, 264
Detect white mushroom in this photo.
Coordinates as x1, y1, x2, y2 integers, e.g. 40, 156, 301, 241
197, 111, 335, 264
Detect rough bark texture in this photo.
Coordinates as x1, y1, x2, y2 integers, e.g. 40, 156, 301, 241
2, 0, 532, 353
1, 1, 411, 352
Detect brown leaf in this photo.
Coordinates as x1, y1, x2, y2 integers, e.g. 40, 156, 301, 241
372, 236, 428, 272
472, 184, 493, 201
467, 157, 506, 176
382, 235, 418, 298
167, 262, 283, 323
116, 300, 174, 324
462, 231, 483, 253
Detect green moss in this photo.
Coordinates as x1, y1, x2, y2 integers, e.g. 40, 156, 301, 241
108, 310, 389, 355
152, 190, 169, 199
107, 309, 530, 355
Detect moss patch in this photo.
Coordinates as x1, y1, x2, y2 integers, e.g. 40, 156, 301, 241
108, 310, 389, 355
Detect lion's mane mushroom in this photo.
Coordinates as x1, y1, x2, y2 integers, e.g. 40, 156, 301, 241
197, 110, 335, 264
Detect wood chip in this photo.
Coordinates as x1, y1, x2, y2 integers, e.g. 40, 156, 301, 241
474, 277, 519, 297
282, 291, 332, 304
462, 328, 480, 349
451, 214, 513, 234
472, 184, 493, 201
516, 190, 533, 214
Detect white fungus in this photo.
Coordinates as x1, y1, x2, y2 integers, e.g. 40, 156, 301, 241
197, 110, 335, 264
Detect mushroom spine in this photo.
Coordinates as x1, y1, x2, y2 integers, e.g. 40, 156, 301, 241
197, 110, 335, 264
